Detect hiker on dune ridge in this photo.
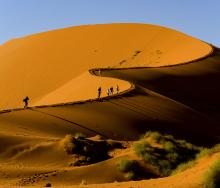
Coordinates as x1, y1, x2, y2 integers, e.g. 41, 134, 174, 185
23, 96, 29, 108
98, 87, 102, 99
110, 86, 114, 95
116, 85, 119, 94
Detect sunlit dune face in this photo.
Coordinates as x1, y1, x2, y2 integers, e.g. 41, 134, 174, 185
0, 23, 212, 109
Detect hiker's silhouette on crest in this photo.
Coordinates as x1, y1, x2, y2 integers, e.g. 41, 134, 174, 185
23, 96, 29, 108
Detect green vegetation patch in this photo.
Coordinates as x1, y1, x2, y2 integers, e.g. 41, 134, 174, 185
202, 155, 220, 188
63, 134, 104, 164
117, 158, 148, 180
134, 131, 200, 176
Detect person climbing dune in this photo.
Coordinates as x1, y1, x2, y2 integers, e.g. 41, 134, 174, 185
23, 96, 29, 108
110, 86, 114, 95
107, 88, 110, 96
116, 85, 119, 94
98, 87, 102, 99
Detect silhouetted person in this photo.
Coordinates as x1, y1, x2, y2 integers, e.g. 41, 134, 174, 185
98, 87, 102, 99
110, 86, 114, 95
107, 88, 110, 96
23, 96, 29, 108
116, 85, 119, 94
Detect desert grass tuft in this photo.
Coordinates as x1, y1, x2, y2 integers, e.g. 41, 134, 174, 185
117, 158, 141, 180
172, 160, 196, 175
118, 158, 137, 173
202, 155, 220, 188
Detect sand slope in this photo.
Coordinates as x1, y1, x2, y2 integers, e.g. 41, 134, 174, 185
98, 47, 220, 117
0, 23, 219, 187
0, 23, 212, 109
71, 153, 219, 188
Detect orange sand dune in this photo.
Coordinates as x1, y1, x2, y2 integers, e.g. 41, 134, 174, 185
0, 84, 218, 145
0, 23, 212, 109
97, 47, 220, 117
0, 23, 219, 187
69, 153, 219, 188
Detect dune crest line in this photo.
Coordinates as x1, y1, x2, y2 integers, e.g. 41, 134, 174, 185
0, 43, 214, 115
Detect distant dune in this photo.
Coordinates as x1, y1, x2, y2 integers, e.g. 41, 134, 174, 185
0, 23, 219, 187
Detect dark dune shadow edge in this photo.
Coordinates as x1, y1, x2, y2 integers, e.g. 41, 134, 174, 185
0, 45, 219, 146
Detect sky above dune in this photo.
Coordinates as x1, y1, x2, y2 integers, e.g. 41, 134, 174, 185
0, 0, 219, 46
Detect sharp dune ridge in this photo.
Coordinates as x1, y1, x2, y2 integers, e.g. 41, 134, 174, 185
0, 23, 219, 187
0, 23, 212, 109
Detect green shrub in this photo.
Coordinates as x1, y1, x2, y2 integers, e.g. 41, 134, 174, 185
197, 148, 213, 159
133, 141, 152, 157
158, 159, 172, 176
202, 156, 220, 188
142, 153, 157, 165
118, 159, 136, 173
197, 145, 220, 159
166, 152, 179, 162
172, 160, 196, 175
164, 141, 176, 152
145, 131, 162, 142
134, 130, 200, 177
117, 159, 141, 180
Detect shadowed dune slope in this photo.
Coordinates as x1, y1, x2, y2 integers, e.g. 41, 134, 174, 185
0, 84, 219, 146
95, 47, 220, 118
0, 23, 212, 109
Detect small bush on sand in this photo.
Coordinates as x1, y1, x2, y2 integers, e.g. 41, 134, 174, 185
145, 131, 162, 142
142, 152, 157, 165
117, 158, 141, 180
158, 159, 172, 176
133, 141, 153, 156
118, 159, 136, 173
164, 141, 176, 152
74, 132, 86, 139
63, 134, 111, 165
202, 156, 220, 188
166, 152, 179, 162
